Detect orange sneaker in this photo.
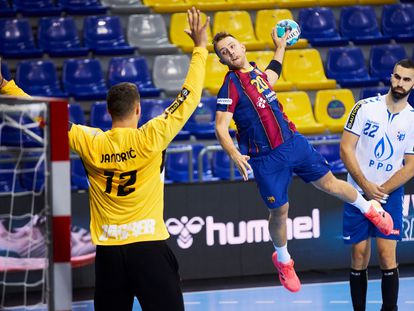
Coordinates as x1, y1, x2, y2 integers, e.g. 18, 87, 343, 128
364, 200, 393, 236
272, 252, 301, 292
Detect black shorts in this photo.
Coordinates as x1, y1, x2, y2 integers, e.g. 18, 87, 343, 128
94, 240, 184, 311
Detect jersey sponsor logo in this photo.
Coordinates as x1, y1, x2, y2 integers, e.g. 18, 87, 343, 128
369, 133, 394, 171
98, 219, 156, 241
217, 98, 232, 105
166, 209, 320, 249
346, 102, 362, 129
256, 97, 267, 109
166, 216, 205, 249
264, 90, 277, 102
167, 87, 190, 115
100, 148, 136, 163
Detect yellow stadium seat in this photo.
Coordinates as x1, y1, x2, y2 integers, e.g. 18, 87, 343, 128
277, 91, 327, 135
283, 49, 336, 90
213, 11, 266, 51
255, 9, 308, 49
234, 0, 278, 10
187, 0, 232, 11
358, 0, 396, 4
319, 0, 357, 5
246, 51, 294, 91
170, 12, 214, 53
142, 0, 189, 13
276, 0, 318, 8
314, 89, 355, 133
204, 53, 228, 95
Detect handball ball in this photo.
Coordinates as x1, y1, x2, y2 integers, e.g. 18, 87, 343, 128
276, 19, 301, 47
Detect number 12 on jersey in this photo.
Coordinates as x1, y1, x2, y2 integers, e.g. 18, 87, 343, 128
104, 170, 137, 196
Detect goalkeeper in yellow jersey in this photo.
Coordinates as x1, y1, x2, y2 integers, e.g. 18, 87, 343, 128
0, 7, 209, 311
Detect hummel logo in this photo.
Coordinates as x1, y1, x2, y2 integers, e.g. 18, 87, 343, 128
166, 216, 205, 249
343, 236, 351, 240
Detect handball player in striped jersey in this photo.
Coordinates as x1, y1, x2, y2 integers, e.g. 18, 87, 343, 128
213, 30, 393, 293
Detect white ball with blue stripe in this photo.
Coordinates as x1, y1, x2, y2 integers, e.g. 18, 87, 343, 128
276, 19, 301, 47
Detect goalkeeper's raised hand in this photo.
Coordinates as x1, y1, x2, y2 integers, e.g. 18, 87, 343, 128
184, 7, 210, 49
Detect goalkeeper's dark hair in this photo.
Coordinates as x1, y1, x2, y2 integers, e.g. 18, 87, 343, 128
213, 32, 235, 56
107, 82, 140, 120
394, 59, 414, 71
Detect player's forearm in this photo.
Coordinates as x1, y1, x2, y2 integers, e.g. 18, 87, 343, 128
381, 165, 414, 194
215, 126, 239, 159
340, 147, 369, 190
0, 80, 30, 97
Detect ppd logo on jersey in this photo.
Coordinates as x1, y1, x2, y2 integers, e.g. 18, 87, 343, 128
403, 194, 414, 242
370, 134, 394, 171
166, 209, 320, 249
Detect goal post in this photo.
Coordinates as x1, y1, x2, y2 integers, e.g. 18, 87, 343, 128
0, 95, 72, 311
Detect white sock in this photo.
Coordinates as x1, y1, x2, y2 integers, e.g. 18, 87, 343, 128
274, 243, 291, 264
351, 191, 371, 214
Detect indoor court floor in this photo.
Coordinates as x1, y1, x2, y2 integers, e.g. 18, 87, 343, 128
6, 277, 414, 311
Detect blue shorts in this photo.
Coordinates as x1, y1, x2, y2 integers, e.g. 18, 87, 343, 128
342, 187, 404, 244
250, 133, 331, 209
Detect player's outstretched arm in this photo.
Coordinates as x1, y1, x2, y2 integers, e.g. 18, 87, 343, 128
215, 111, 252, 181
140, 7, 210, 152
0, 57, 30, 97
265, 29, 289, 86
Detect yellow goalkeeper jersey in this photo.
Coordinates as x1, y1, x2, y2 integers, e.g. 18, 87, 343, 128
69, 47, 207, 245
1, 47, 208, 246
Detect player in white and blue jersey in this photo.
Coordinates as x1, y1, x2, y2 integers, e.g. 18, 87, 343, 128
340, 59, 414, 311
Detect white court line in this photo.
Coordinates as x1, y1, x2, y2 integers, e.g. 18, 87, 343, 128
184, 277, 414, 295
330, 300, 350, 304
255, 300, 275, 304
219, 300, 239, 304
405, 301, 414, 304
292, 300, 312, 304
184, 301, 201, 305
367, 300, 382, 304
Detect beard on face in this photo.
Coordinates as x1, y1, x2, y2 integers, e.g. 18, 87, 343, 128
390, 85, 411, 100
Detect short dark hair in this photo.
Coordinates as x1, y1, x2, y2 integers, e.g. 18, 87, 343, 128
106, 82, 140, 120
212, 32, 235, 56
395, 59, 414, 70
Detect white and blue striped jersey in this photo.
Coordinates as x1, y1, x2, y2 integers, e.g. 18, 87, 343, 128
344, 95, 414, 193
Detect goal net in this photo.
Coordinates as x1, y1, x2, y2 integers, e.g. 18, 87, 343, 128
0, 96, 72, 311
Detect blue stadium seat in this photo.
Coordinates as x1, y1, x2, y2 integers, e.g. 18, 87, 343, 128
370, 45, 407, 85
359, 86, 389, 100
16, 60, 67, 97
0, 0, 17, 17
1, 62, 11, 80
382, 4, 414, 43
71, 159, 89, 190
409, 91, 414, 107
340, 6, 390, 44
63, 59, 107, 100
59, 0, 107, 15
139, 98, 190, 140
0, 154, 26, 193
309, 137, 345, 174
69, 103, 86, 125
212, 149, 244, 181
38, 17, 89, 57
14, 0, 61, 16
90, 101, 111, 131
184, 97, 216, 139
326, 47, 379, 88
166, 144, 215, 182
83, 16, 135, 55
299, 7, 348, 47
0, 19, 42, 58
107, 57, 160, 97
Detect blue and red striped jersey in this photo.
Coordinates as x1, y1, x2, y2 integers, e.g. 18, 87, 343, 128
216, 63, 296, 157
